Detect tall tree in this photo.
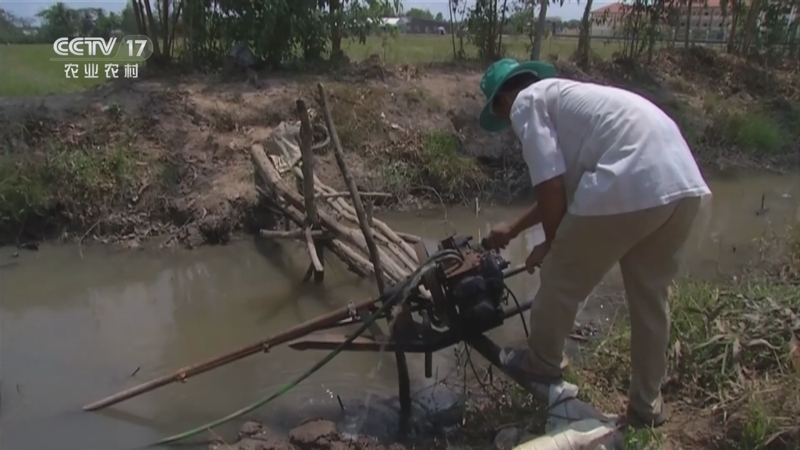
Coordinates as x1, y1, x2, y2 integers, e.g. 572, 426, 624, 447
406, 7, 434, 19
576, 0, 594, 68
36, 2, 80, 41
531, 0, 548, 59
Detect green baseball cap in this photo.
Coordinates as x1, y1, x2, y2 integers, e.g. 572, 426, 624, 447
479, 58, 557, 133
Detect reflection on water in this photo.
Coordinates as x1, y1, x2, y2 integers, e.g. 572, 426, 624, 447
0, 172, 797, 450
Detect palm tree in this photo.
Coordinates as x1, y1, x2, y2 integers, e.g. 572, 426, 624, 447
36, 2, 79, 40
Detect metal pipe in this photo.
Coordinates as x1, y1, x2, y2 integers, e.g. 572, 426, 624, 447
502, 264, 527, 279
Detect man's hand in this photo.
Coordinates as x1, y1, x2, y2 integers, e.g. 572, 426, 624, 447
525, 242, 550, 274
485, 222, 517, 250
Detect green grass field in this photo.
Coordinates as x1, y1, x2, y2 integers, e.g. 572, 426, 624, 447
343, 34, 622, 63
0, 35, 623, 98
0, 40, 151, 97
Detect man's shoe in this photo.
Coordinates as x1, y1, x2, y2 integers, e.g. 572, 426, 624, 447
625, 403, 670, 429
500, 347, 564, 385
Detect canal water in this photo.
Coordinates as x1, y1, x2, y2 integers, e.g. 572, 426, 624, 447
1, 172, 797, 450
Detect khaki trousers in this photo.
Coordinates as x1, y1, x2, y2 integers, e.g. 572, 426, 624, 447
527, 195, 705, 420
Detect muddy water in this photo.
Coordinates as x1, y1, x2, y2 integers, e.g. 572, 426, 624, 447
1, 173, 797, 450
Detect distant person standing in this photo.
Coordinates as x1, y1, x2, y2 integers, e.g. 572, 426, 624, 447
478, 58, 712, 427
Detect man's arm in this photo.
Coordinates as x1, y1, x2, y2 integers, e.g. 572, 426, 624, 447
509, 86, 567, 246
509, 203, 542, 237
534, 176, 567, 245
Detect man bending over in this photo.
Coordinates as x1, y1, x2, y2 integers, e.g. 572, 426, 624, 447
479, 58, 711, 427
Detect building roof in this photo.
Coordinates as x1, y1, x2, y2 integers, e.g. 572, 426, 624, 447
591, 0, 727, 15
381, 17, 402, 26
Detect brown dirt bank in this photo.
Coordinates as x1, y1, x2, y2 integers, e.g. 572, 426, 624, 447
213, 418, 456, 450
1, 48, 797, 248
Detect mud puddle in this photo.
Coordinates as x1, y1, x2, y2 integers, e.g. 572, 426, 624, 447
1, 172, 797, 450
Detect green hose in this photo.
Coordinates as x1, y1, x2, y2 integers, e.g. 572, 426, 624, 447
152, 249, 463, 447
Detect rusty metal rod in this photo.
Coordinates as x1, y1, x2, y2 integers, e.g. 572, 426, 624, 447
81, 296, 382, 412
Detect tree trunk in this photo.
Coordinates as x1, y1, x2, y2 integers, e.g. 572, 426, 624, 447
330, 0, 342, 59
141, 0, 163, 59
684, 0, 693, 48
740, 0, 762, 55
577, 0, 594, 69
531, 0, 548, 59
131, 0, 146, 35
449, 0, 457, 58
168, 0, 183, 56
497, 0, 509, 60
647, 0, 664, 64
726, 1, 741, 53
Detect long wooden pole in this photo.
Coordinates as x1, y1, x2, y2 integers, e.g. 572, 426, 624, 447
316, 83, 412, 417
297, 99, 324, 282
82, 297, 380, 411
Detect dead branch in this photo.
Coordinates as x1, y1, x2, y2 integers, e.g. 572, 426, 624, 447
259, 229, 331, 239
317, 192, 392, 200
317, 83, 388, 293
252, 144, 407, 283
304, 227, 324, 273
297, 99, 323, 279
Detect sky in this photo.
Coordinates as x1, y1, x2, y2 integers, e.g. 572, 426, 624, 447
0, 0, 617, 23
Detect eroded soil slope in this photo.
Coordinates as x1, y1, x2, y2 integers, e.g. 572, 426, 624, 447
1, 48, 797, 248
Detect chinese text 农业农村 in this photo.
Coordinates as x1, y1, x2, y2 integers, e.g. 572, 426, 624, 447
63, 63, 139, 79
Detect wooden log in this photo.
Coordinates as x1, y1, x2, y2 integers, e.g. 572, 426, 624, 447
258, 127, 412, 280
317, 82, 412, 418
304, 227, 323, 274
316, 84, 387, 293
396, 231, 422, 244
261, 192, 371, 279
286, 162, 410, 277
317, 192, 391, 200
304, 180, 413, 269
320, 188, 418, 264
259, 229, 330, 239
252, 145, 407, 284
274, 197, 387, 341
270, 129, 416, 268
366, 200, 374, 227
312, 185, 415, 273
282, 206, 370, 279
297, 99, 324, 281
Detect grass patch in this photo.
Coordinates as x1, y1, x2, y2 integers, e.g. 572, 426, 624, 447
340, 35, 621, 65
724, 112, 786, 153
403, 87, 444, 112
704, 96, 788, 154
0, 145, 137, 224
379, 160, 415, 199
419, 131, 485, 200
579, 228, 800, 449
0, 44, 111, 97
0, 116, 142, 236
1, 36, 621, 97
374, 131, 488, 203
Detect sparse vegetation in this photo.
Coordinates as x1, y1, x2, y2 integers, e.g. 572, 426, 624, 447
573, 227, 800, 450
419, 131, 485, 200
453, 228, 799, 450
0, 118, 140, 236
703, 96, 791, 155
